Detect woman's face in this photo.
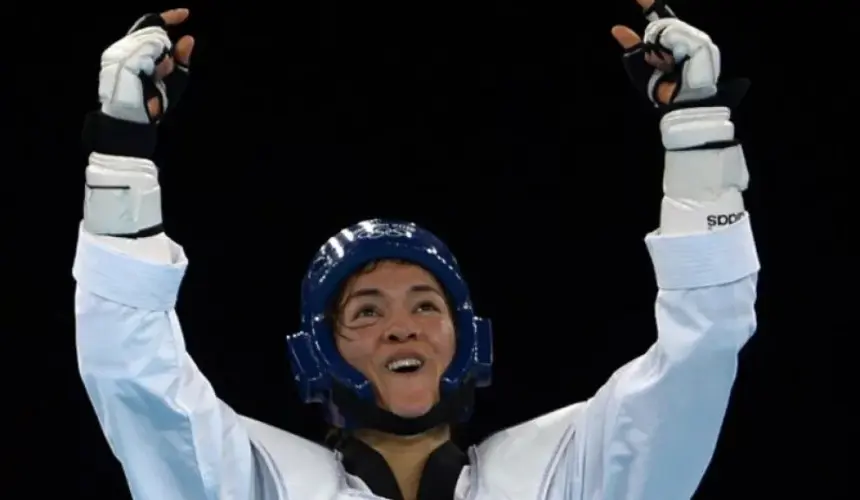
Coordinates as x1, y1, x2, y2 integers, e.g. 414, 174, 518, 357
334, 261, 456, 418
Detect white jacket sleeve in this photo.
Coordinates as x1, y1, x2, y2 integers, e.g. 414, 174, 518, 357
73, 226, 257, 499
535, 107, 758, 500
566, 217, 759, 500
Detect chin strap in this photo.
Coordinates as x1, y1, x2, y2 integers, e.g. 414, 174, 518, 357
330, 378, 476, 436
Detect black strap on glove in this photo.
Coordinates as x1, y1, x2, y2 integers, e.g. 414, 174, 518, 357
82, 113, 158, 158
621, 1, 749, 113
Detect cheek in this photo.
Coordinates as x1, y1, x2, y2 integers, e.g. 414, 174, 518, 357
335, 331, 378, 373
426, 318, 457, 365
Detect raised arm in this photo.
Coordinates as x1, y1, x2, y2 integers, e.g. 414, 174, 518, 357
569, 8, 759, 499
571, 149, 758, 499
467, 6, 758, 499
74, 11, 257, 500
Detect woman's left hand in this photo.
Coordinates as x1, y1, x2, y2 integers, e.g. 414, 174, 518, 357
611, 0, 720, 106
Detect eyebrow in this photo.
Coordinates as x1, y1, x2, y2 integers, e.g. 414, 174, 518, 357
346, 284, 443, 301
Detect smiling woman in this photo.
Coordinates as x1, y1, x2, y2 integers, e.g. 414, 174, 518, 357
321, 257, 467, 497
286, 221, 493, 499
289, 221, 493, 438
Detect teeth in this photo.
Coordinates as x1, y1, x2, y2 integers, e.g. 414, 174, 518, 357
387, 358, 423, 371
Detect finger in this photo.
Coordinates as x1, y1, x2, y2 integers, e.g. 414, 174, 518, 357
147, 96, 161, 118
173, 35, 195, 66
655, 51, 675, 69
160, 8, 189, 26
656, 81, 676, 105
655, 51, 673, 63
644, 52, 657, 65
642, 0, 677, 21
154, 57, 175, 80
611, 25, 642, 50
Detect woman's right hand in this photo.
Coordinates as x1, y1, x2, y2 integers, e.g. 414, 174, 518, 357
98, 8, 195, 123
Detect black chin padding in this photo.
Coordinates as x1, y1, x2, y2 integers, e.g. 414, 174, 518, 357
331, 378, 476, 436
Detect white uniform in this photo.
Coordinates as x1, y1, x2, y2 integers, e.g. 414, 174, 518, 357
74, 115, 759, 500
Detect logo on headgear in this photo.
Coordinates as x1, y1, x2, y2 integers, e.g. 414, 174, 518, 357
349, 220, 416, 241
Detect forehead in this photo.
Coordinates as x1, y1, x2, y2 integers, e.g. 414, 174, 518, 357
344, 261, 441, 294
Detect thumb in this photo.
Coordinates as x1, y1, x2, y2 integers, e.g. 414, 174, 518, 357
611, 25, 642, 50
174, 35, 195, 66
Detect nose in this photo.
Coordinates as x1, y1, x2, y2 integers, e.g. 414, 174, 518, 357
385, 327, 419, 343
383, 307, 421, 343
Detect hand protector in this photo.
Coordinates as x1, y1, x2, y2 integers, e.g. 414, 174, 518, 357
82, 13, 190, 238
624, 17, 719, 105
83, 153, 162, 238
658, 107, 749, 234
622, 5, 748, 110
99, 13, 189, 124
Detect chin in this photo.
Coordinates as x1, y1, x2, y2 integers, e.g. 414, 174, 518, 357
386, 395, 437, 418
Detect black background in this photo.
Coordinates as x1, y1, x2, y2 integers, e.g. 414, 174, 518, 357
10, 0, 838, 497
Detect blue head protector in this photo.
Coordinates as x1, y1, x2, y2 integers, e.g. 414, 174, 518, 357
287, 219, 493, 435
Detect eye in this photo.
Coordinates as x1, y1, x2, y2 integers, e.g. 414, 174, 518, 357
415, 301, 441, 313
352, 305, 380, 320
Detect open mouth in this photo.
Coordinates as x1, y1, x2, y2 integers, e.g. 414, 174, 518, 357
386, 357, 425, 374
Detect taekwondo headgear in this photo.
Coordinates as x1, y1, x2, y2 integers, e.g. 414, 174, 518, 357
287, 219, 493, 435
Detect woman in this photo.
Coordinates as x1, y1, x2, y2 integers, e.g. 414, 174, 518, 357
75, 1, 759, 499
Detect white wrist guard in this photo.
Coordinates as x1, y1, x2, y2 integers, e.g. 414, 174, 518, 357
83, 152, 163, 237
658, 107, 749, 235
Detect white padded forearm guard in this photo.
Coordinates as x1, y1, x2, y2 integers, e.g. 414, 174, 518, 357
82, 152, 163, 236
658, 107, 748, 235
